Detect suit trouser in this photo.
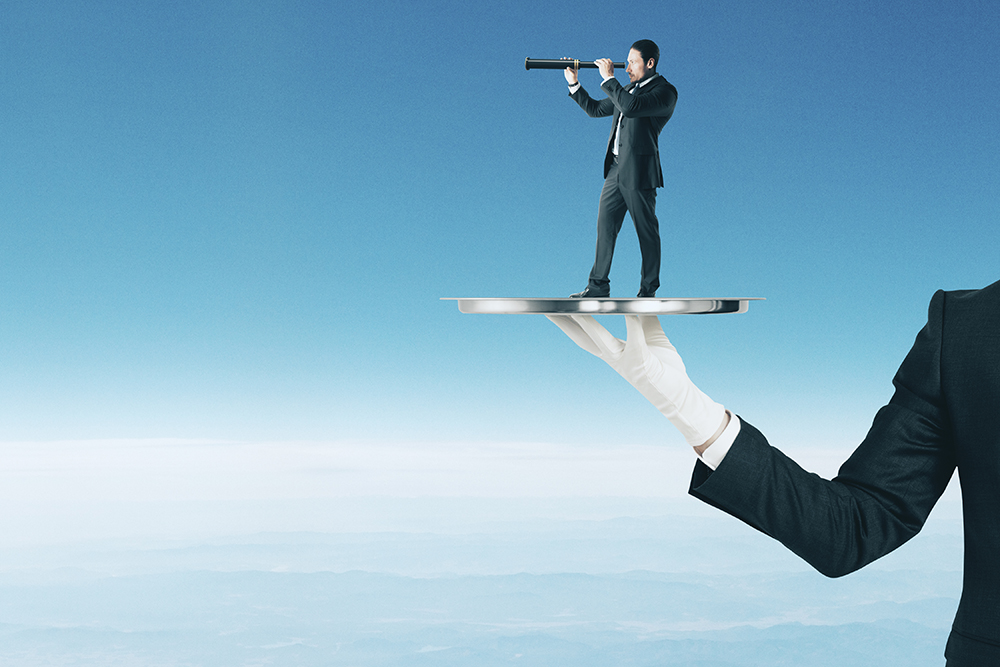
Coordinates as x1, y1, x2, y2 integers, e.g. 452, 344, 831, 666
587, 159, 661, 294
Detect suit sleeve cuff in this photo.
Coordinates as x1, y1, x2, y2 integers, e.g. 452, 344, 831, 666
698, 413, 741, 470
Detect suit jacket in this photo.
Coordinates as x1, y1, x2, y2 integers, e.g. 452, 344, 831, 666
689, 279, 1000, 665
570, 74, 677, 190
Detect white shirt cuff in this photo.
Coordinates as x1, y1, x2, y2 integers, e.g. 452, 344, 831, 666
698, 413, 741, 470
568, 83, 581, 94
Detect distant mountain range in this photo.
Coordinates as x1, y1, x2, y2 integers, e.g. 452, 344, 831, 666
0, 517, 960, 666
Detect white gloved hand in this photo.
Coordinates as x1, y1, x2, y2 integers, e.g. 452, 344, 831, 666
547, 314, 727, 447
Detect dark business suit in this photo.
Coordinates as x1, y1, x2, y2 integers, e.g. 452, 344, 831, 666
570, 75, 677, 295
690, 279, 1000, 665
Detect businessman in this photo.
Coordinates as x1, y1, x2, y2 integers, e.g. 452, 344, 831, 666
565, 39, 677, 298
548, 278, 1000, 665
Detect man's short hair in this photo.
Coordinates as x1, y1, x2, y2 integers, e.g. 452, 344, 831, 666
630, 39, 660, 70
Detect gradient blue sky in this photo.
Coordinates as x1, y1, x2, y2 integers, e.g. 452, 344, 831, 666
2, 0, 997, 454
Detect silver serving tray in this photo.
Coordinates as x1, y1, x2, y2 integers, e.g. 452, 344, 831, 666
442, 297, 763, 315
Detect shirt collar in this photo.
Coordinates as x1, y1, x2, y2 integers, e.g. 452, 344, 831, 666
636, 73, 658, 88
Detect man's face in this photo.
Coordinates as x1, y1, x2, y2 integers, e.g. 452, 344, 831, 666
625, 48, 652, 83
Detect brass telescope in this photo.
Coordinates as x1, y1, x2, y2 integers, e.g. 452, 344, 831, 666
525, 58, 627, 70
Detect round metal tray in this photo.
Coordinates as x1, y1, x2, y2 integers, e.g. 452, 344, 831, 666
442, 297, 763, 315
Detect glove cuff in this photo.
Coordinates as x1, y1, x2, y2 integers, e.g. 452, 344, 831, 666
663, 384, 727, 448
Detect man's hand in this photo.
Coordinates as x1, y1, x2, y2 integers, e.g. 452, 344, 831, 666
562, 57, 578, 85
595, 58, 614, 79
546, 314, 727, 448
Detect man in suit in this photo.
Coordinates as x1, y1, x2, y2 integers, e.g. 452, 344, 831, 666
547, 278, 1000, 665
565, 39, 677, 298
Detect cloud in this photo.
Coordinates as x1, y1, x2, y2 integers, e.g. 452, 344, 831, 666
0, 438, 704, 502
0, 437, 893, 503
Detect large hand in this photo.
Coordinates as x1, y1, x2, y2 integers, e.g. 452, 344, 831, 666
595, 58, 614, 79
547, 314, 727, 447
562, 57, 578, 85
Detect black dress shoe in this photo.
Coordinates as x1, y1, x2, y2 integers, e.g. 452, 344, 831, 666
570, 287, 610, 298
636, 290, 656, 298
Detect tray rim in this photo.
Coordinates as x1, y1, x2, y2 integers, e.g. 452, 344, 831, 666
442, 297, 764, 315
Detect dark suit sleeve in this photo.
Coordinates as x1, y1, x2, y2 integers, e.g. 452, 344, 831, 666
601, 78, 677, 118
690, 291, 957, 577
569, 85, 614, 118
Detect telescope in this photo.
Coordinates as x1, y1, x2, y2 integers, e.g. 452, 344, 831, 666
525, 58, 627, 70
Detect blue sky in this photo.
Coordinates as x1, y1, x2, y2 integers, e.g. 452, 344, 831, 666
2, 0, 998, 455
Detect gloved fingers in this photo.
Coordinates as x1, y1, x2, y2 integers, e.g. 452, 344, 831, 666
638, 315, 676, 351
574, 315, 625, 359
623, 315, 652, 353
624, 315, 668, 379
633, 315, 684, 373
625, 315, 649, 360
545, 315, 603, 357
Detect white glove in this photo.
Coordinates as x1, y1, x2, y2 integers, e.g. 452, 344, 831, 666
547, 314, 727, 447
